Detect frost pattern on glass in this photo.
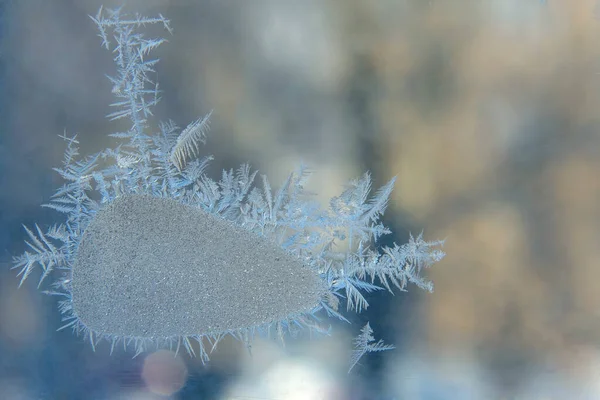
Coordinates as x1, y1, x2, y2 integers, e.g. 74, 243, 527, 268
12, 6, 445, 368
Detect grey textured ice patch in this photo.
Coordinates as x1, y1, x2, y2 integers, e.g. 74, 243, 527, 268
71, 194, 325, 338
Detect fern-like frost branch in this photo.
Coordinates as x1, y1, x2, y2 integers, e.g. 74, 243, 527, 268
348, 322, 395, 373
170, 112, 212, 171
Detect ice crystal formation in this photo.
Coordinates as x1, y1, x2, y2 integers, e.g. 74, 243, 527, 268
12, 7, 445, 366
348, 323, 396, 373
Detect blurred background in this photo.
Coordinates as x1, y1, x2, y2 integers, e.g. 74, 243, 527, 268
2, 0, 600, 399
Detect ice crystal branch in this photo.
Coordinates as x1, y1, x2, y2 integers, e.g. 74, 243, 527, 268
90, 5, 172, 161
348, 322, 395, 373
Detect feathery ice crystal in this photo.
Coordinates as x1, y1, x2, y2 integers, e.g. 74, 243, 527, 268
12, 6, 445, 368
